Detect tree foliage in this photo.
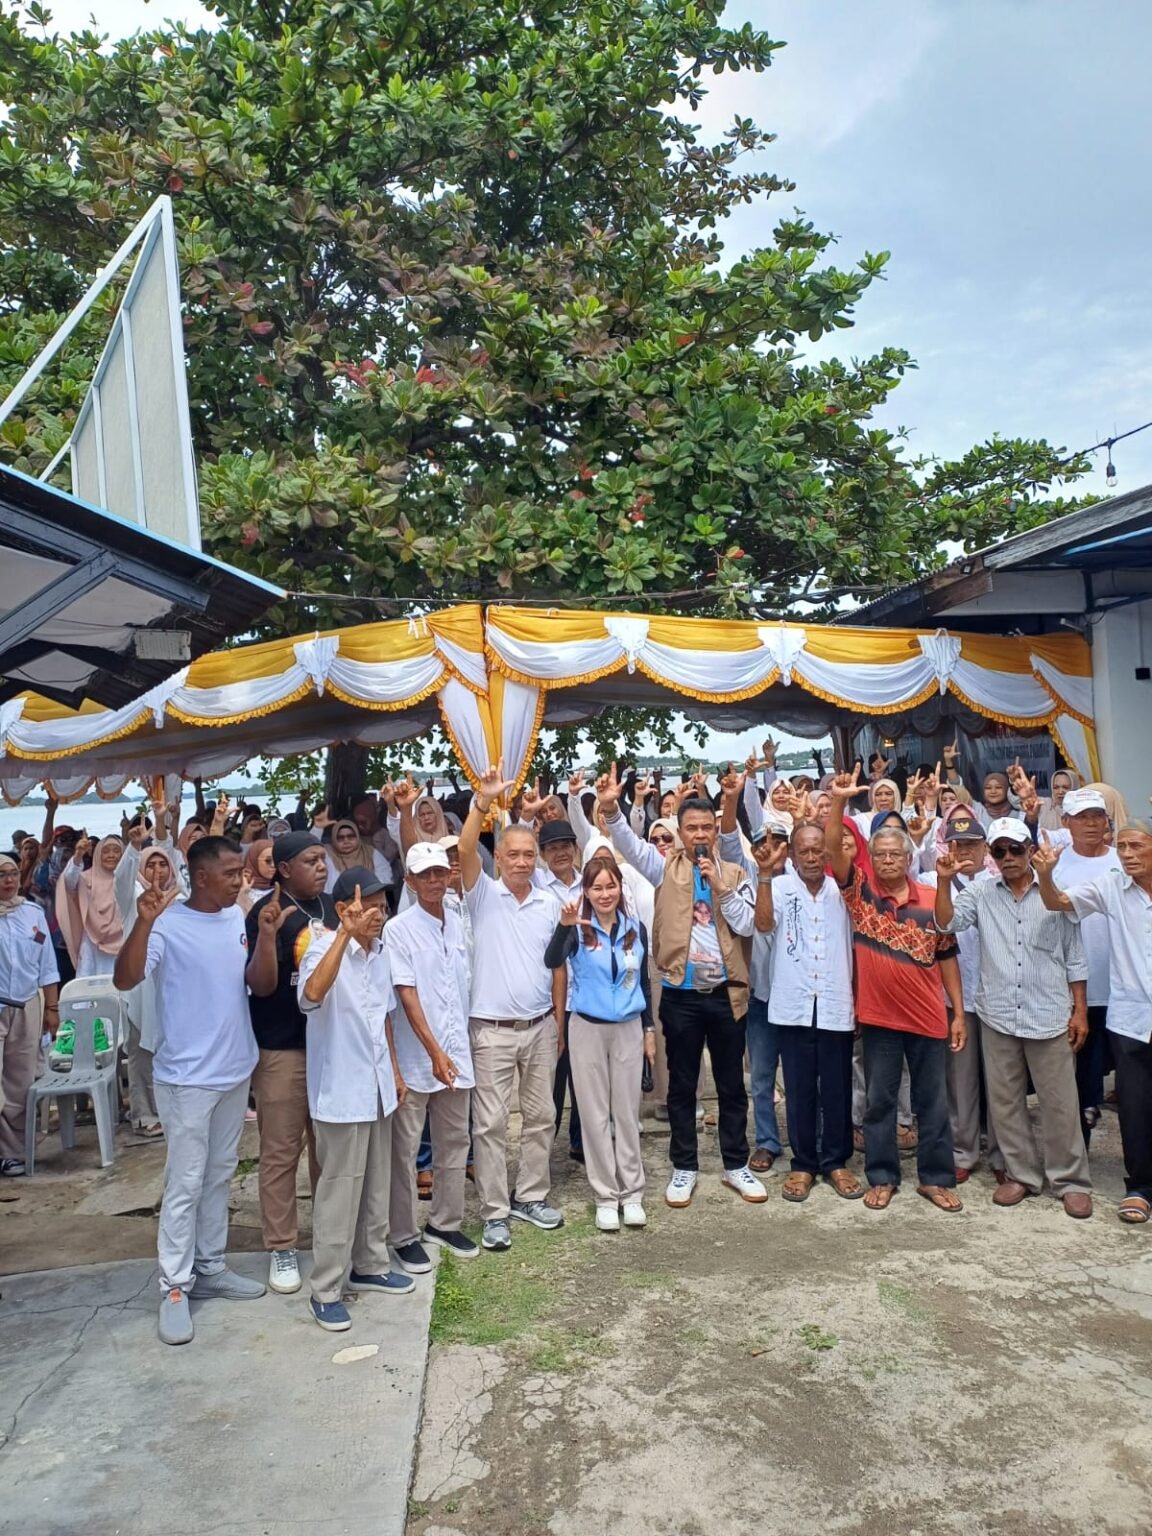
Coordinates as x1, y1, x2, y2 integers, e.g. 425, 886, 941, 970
0, 0, 1094, 636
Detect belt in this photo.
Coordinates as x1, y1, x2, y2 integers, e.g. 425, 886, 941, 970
574, 1012, 635, 1026
474, 1012, 550, 1030
0, 998, 30, 1010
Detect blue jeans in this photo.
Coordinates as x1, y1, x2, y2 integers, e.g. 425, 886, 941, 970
862, 1024, 955, 1189
745, 997, 782, 1155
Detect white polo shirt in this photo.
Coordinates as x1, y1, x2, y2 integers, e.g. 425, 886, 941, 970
533, 867, 582, 905
384, 902, 474, 1094
465, 874, 560, 1020
145, 903, 256, 1091
0, 904, 59, 1004
765, 870, 854, 1031
298, 930, 398, 1121
1065, 870, 1152, 1042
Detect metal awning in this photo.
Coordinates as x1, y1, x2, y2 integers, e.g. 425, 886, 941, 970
0, 464, 282, 708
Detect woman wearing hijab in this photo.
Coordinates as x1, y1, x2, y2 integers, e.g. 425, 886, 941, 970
113, 846, 183, 1138
853, 778, 902, 834
323, 818, 393, 895
238, 840, 276, 915
1038, 770, 1081, 831
57, 835, 126, 977
0, 853, 61, 1177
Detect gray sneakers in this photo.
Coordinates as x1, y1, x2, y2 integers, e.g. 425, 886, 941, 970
482, 1219, 512, 1251
159, 1288, 193, 1346
193, 1267, 267, 1300
510, 1199, 564, 1230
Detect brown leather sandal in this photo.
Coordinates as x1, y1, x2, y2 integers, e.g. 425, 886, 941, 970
863, 1183, 897, 1210
781, 1171, 816, 1203
825, 1168, 864, 1200
917, 1183, 963, 1212
749, 1147, 776, 1173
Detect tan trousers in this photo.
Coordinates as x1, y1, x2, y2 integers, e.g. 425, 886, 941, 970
469, 1014, 558, 1221
0, 1004, 40, 1160
980, 1021, 1092, 1197
946, 1010, 1002, 1171
390, 1086, 472, 1245
125, 1021, 158, 1126
310, 1107, 392, 1303
569, 1013, 646, 1205
253, 1048, 319, 1250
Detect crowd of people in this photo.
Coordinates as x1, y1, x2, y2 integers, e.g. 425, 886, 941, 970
0, 736, 1149, 1347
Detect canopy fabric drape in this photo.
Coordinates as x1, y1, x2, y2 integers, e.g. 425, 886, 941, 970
0, 604, 1099, 801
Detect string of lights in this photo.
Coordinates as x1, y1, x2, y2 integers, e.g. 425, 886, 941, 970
1058, 416, 1152, 487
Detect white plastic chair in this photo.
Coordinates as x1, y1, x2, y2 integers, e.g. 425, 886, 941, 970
25, 977, 125, 1172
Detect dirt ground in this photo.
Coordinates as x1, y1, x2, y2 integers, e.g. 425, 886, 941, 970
409, 1104, 1152, 1536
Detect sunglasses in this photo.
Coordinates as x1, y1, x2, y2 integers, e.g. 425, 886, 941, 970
650, 833, 674, 846
989, 842, 1027, 859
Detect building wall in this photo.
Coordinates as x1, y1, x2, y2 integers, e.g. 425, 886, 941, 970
1091, 599, 1152, 812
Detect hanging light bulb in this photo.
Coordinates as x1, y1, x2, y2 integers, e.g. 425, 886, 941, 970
1106, 452, 1118, 489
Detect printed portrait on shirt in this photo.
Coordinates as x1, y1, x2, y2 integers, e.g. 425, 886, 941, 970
689, 897, 723, 982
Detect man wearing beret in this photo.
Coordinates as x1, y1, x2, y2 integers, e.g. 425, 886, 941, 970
245, 831, 338, 1297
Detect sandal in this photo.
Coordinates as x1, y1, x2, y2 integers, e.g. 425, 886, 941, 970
896, 1125, 919, 1154
749, 1147, 776, 1174
825, 1168, 864, 1200
1118, 1195, 1151, 1225
863, 1183, 897, 1211
134, 1121, 164, 1139
918, 1184, 963, 1213
782, 1171, 816, 1203
416, 1171, 433, 1201
852, 1127, 864, 1153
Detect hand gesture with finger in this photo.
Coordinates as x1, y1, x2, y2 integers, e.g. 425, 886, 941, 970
761, 736, 778, 768
568, 769, 587, 797
393, 773, 420, 812
943, 736, 960, 767
752, 837, 788, 877
595, 760, 624, 812
519, 777, 546, 820
935, 850, 965, 883
136, 864, 179, 923
257, 887, 290, 936
477, 760, 514, 811
1032, 830, 1063, 876
559, 899, 590, 928
830, 764, 861, 801
431, 1049, 460, 1089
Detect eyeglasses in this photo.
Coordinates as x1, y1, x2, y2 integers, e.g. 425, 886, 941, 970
650, 833, 674, 846
989, 842, 1027, 859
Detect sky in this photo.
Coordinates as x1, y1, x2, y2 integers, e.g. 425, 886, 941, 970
28, 0, 1152, 763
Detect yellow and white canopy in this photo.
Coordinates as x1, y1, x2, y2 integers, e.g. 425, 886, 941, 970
0, 605, 1099, 800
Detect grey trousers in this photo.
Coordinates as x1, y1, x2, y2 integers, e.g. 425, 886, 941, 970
125, 1022, 158, 1125
980, 1021, 1092, 1197
311, 1108, 393, 1303
947, 1010, 1002, 1171
389, 1086, 472, 1246
153, 1079, 248, 1293
470, 1014, 558, 1222
568, 1012, 646, 1205
853, 1033, 912, 1127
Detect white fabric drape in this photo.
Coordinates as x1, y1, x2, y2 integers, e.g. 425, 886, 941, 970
949, 659, 1055, 720
1031, 654, 1093, 721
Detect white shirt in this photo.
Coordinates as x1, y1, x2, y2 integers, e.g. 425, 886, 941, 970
1064, 872, 1152, 1042
323, 848, 394, 895
465, 874, 560, 1019
950, 869, 992, 1011
763, 870, 854, 1031
0, 904, 59, 1004
533, 867, 583, 905
298, 929, 398, 1121
717, 830, 773, 1002
1053, 845, 1122, 1006
144, 903, 256, 1090
384, 903, 474, 1094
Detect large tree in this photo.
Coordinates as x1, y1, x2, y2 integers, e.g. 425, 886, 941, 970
0, 0, 1093, 640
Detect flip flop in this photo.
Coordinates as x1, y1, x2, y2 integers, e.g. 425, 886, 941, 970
749, 1148, 776, 1174
781, 1172, 815, 1203
825, 1168, 865, 1200
918, 1183, 963, 1213
863, 1184, 896, 1211
1118, 1195, 1151, 1225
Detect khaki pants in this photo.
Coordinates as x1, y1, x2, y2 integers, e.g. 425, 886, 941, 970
568, 1013, 646, 1205
0, 1003, 40, 1160
980, 1021, 1092, 1197
310, 1108, 393, 1303
469, 1014, 558, 1222
253, 1048, 318, 1250
125, 1021, 158, 1126
946, 1010, 1002, 1171
390, 1086, 472, 1245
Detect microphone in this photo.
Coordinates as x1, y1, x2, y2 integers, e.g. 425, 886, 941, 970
693, 841, 709, 888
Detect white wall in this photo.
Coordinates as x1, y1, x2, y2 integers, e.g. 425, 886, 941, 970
1091, 599, 1152, 813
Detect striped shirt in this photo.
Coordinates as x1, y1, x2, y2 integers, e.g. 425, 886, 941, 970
942, 874, 1087, 1038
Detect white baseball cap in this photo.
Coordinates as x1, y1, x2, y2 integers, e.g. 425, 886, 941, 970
406, 841, 451, 874
985, 816, 1031, 847
763, 811, 794, 837
1062, 788, 1108, 818
437, 834, 460, 850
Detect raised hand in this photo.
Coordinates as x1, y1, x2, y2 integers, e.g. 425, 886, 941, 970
519, 777, 546, 820
379, 780, 397, 813
136, 864, 179, 923
906, 814, 932, 842
559, 899, 590, 928
567, 768, 587, 797
338, 882, 375, 942
476, 760, 514, 811
744, 751, 759, 776
257, 887, 290, 935
73, 836, 93, 863
761, 736, 778, 768
752, 837, 789, 876
830, 765, 861, 801
394, 772, 421, 811
719, 763, 743, 805
943, 736, 960, 767
905, 769, 925, 804
934, 849, 970, 882
211, 793, 230, 834
594, 760, 624, 812
1032, 830, 1063, 877
311, 802, 333, 830
633, 774, 653, 802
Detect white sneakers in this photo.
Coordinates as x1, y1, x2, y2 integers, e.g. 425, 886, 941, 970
595, 1203, 621, 1232
665, 1169, 698, 1207
722, 1165, 769, 1203
268, 1249, 302, 1294
622, 1202, 647, 1228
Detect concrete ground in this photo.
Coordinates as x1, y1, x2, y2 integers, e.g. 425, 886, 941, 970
409, 1104, 1152, 1536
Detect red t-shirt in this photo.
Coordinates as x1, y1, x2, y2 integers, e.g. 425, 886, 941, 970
840, 864, 957, 1038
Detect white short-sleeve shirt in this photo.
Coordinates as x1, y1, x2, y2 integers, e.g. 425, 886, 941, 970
144, 903, 256, 1091
464, 874, 560, 1019
1064, 870, 1152, 1042
0, 904, 59, 1004
384, 903, 474, 1094
298, 930, 398, 1121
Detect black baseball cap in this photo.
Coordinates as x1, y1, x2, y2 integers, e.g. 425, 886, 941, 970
538, 819, 578, 847
332, 865, 388, 903
944, 812, 985, 843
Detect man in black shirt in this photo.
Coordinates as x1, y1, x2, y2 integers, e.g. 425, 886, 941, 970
246, 832, 337, 1296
